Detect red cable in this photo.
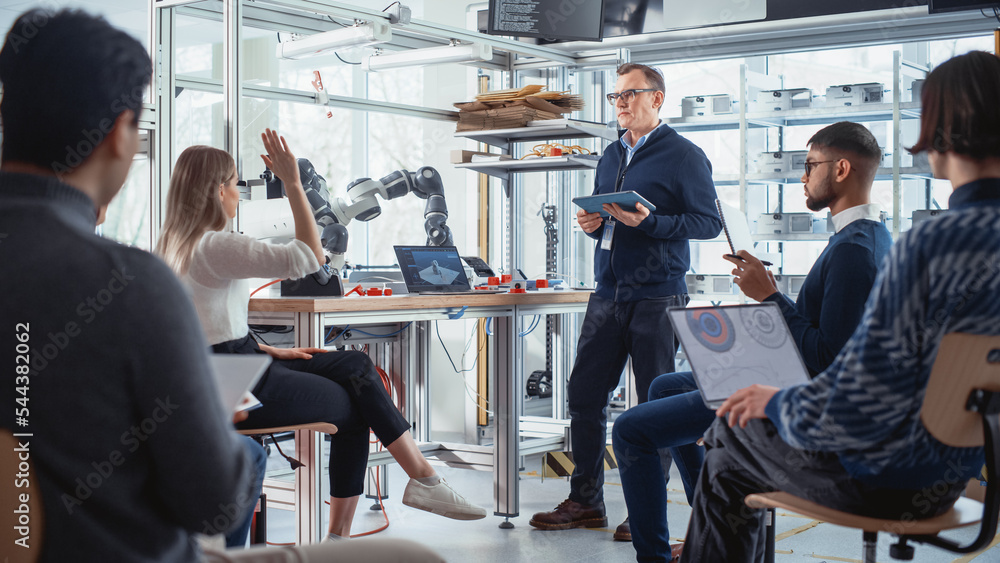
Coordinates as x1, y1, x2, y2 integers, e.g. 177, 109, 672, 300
348, 363, 395, 537
250, 279, 281, 298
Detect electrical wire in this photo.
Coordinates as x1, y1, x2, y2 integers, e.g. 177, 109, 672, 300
250, 279, 282, 298
349, 322, 413, 338
534, 270, 592, 288
518, 315, 541, 337
382, 1, 401, 11
349, 364, 394, 538
336, 53, 361, 66
325, 324, 350, 345
250, 330, 271, 346
435, 321, 478, 374
352, 276, 401, 283
433, 320, 493, 414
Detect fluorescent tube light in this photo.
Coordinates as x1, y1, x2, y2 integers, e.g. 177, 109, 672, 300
362, 43, 493, 72
276, 21, 391, 60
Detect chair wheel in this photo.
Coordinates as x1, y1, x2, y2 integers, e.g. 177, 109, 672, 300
889, 542, 915, 560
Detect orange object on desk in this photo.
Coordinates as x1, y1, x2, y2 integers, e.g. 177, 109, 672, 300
536, 279, 548, 289
501, 274, 512, 284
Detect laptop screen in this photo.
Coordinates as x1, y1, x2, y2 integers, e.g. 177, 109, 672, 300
393, 245, 472, 293
668, 303, 810, 407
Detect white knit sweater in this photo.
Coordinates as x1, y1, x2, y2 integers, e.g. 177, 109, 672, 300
183, 230, 318, 345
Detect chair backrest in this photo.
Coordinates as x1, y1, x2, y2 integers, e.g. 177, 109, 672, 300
1, 428, 44, 563
921, 333, 1000, 448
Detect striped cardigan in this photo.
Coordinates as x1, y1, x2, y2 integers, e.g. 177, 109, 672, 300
765, 178, 1000, 489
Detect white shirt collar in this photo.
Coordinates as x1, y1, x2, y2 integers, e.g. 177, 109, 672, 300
831, 203, 882, 233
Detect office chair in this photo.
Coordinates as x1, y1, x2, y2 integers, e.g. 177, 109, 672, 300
746, 333, 1000, 562
237, 422, 338, 544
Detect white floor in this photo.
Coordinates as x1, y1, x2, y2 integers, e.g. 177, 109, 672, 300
256, 438, 1000, 563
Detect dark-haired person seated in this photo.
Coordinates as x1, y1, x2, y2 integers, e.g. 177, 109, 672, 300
613, 121, 892, 562
678, 50, 1000, 563
0, 9, 441, 563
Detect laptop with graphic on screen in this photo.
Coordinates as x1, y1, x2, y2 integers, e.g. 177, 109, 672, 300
393, 245, 504, 295
667, 303, 810, 408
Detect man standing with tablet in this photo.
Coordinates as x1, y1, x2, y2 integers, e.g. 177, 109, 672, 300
613, 121, 892, 561
530, 63, 721, 539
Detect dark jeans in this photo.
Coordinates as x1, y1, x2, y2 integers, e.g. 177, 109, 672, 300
224, 436, 267, 548
613, 371, 715, 562
568, 293, 686, 505
680, 418, 967, 563
214, 334, 411, 498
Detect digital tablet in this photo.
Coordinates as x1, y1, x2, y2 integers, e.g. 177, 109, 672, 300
573, 191, 657, 217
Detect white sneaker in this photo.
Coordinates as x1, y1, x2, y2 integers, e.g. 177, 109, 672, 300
402, 478, 487, 520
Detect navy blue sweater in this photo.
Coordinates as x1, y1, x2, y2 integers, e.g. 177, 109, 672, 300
767, 179, 1000, 489
588, 125, 722, 302
766, 218, 893, 376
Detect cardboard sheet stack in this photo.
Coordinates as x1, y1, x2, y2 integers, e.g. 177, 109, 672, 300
454, 85, 584, 132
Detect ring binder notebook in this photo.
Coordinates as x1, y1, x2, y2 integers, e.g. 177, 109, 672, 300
716, 199, 772, 267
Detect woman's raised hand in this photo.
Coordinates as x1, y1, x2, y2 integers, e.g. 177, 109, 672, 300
260, 128, 302, 188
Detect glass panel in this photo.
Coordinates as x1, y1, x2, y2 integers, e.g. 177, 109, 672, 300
366, 112, 457, 267
174, 11, 225, 159
102, 153, 151, 250
174, 89, 224, 154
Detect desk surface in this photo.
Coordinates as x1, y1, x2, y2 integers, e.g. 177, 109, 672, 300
249, 289, 593, 313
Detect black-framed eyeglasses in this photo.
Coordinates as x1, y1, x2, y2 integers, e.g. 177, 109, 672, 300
804, 160, 837, 177
606, 89, 656, 104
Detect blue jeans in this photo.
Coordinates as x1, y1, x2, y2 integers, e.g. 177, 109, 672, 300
568, 293, 686, 506
613, 371, 717, 562
225, 436, 267, 548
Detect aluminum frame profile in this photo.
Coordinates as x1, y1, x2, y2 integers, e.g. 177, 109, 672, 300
362, 42, 493, 72
252, 0, 575, 65
275, 20, 391, 60
538, 6, 1000, 71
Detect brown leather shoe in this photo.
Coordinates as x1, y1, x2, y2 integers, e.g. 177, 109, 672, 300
529, 498, 607, 530
613, 517, 631, 541
670, 542, 684, 562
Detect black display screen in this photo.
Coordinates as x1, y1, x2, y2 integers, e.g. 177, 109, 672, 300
487, 0, 606, 42
929, 0, 999, 12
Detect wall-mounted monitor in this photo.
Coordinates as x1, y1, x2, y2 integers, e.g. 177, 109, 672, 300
487, 0, 606, 42
929, 0, 1000, 13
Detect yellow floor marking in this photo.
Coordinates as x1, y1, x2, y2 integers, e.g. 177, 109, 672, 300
775, 520, 822, 541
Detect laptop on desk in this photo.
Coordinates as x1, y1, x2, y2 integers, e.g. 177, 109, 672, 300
393, 245, 505, 295
668, 303, 810, 408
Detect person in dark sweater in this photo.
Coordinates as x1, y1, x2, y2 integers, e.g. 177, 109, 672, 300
613, 121, 892, 562
0, 9, 442, 563
530, 63, 722, 537
680, 50, 1000, 563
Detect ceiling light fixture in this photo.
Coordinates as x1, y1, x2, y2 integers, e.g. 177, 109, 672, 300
361, 42, 493, 72
276, 21, 392, 60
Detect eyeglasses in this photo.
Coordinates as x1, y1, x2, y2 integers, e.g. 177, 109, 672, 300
606, 89, 656, 104
803, 160, 837, 177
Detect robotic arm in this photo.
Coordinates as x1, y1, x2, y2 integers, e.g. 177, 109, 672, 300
263, 159, 453, 277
